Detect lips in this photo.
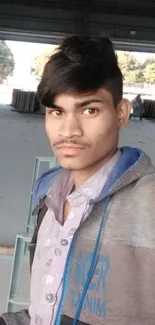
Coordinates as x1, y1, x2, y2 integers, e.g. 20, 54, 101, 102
55, 144, 85, 156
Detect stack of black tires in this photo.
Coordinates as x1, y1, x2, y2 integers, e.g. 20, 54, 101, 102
130, 94, 155, 120
143, 99, 155, 118
10, 88, 45, 114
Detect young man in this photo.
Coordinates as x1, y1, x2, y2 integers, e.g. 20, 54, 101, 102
1, 35, 155, 325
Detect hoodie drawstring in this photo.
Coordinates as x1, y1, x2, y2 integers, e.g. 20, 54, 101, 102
73, 196, 111, 325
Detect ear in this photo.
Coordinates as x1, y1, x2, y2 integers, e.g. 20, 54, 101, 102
116, 98, 131, 129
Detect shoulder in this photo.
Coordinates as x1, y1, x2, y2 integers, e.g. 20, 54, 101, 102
32, 166, 63, 207
134, 173, 155, 191
132, 173, 155, 209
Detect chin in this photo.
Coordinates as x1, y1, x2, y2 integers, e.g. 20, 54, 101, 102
59, 162, 84, 171
57, 157, 86, 170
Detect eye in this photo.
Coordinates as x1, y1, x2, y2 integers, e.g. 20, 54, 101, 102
47, 109, 63, 116
83, 108, 98, 115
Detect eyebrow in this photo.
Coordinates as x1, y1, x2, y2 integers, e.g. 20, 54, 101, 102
52, 99, 105, 110
75, 99, 105, 108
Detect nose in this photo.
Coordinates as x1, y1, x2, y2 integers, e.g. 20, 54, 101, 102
58, 114, 83, 138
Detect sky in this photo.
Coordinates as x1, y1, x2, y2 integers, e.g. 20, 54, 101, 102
117, 50, 155, 62
6, 41, 55, 60
6, 40, 155, 65
5, 40, 155, 79
6, 41, 56, 77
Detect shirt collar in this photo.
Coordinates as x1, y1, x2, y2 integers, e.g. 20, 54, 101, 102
67, 149, 120, 207
46, 149, 120, 210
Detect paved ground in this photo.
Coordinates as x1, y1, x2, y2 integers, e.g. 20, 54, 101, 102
0, 104, 155, 313
0, 105, 52, 247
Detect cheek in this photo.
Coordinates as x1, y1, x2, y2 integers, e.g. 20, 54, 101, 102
45, 117, 56, 141
45, 120, 51, 139
103, 114, 118, 136
87, 113, 118, 142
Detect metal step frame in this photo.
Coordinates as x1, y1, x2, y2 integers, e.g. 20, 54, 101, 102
6, 156, 57, 312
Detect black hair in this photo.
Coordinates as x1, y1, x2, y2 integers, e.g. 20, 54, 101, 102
37, 35, 123, 107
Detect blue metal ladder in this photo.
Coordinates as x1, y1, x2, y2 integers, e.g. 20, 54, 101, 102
6, 156, 57, 312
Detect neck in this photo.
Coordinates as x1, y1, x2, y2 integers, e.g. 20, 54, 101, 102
72, 148, 118, 189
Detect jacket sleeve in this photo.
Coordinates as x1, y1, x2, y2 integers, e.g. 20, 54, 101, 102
0, 310, 30, 325
29, 197, 48, 271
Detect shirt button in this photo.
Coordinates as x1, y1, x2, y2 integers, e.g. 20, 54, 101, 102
61, 239, 68, 246
55, 248, 62, 256
35, 315, 43, 325
45, 293, 57, 305
46, 258, 52, 266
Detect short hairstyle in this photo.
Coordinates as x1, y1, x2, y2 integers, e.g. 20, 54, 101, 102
37, 35, 123, 107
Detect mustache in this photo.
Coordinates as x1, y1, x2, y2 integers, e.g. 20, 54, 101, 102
53, 139, 91, 147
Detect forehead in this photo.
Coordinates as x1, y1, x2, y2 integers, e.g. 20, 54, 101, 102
54, 88, 114, 107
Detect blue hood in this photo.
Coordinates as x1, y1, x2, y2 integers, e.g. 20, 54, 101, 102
33, 146, 154, 207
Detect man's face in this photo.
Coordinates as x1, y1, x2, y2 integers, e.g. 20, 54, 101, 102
45, 88, 130, 171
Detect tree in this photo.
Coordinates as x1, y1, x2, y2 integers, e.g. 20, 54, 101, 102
117, 52, 144, 83
124, 71, 138, 83
34, 46, 57, 77
142, 57, 155, 69
135, 69, 145, 83
144, 63, 155, 84
0, 41, 15, 82
118, 53, 138, 77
